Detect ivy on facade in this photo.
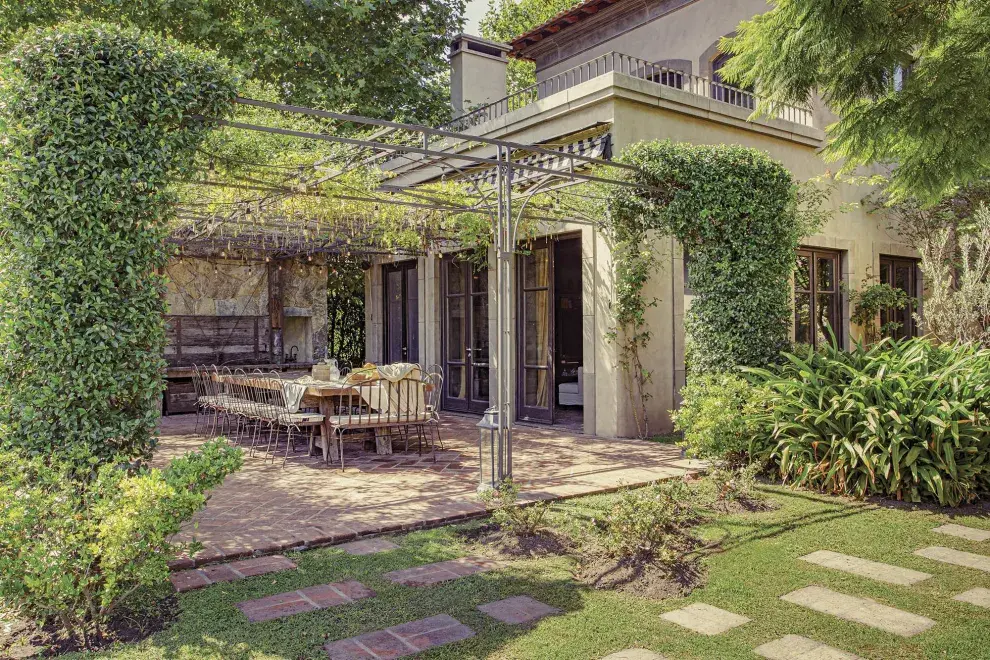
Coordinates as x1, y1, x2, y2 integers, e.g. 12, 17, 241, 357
605, 140, 815, 432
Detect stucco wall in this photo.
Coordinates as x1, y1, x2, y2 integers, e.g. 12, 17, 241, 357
528, 0, 768, 84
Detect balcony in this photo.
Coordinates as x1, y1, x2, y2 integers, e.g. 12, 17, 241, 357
440, 51, 814, 133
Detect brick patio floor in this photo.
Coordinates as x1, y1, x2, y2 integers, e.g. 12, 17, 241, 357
156, 413, 695, 566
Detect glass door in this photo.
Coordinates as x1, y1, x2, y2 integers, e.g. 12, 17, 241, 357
383, 261, 418, 364
517, 239, 554, 423
879, 256, 920, 339
441, 255, 490, 413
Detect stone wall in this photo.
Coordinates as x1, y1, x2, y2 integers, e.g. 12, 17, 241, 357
164, 256, 329, 364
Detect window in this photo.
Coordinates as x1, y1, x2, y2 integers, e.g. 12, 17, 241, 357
879, 256, 920, 338
711, 52, 754, 110
794, 249, 842, 348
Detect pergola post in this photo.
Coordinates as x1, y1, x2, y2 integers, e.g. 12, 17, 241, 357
494, 145, 513, 482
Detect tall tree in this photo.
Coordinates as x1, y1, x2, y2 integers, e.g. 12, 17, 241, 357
720, 0, 990, 204
0, 0, 465, 123
481, 0, 579, 93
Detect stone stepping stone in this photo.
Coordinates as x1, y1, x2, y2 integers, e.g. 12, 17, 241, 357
932, 524, 990, 542
236, 580, 374, 623
914, 546, 990, 573
338, 538, 400, 555
477, 595, 560, 625
170, 555, 297, 592
383, 556, 500, 587
660, 602, 750, 635
601, 650, 667, 660
324, 613, 474, 659
780, 586, 935, 637
952, 587, 990, 608
799, 550, 931, 586
754, 634, 861, 659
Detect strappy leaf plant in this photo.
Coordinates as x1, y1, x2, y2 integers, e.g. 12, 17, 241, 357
745, 336, 990, 506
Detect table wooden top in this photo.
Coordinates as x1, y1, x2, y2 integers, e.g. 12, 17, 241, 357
214, 373, 432, 397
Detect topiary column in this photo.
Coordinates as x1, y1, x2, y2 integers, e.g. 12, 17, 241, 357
608, 140, 807, 376
0, 22, 237, 465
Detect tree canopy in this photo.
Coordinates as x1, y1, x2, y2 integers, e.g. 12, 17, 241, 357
481, 0, 579, 93
0, 0, 465, 124
721, 0, 990, 204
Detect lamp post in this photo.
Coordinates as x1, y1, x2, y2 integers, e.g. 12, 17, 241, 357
476, 407, 500, 493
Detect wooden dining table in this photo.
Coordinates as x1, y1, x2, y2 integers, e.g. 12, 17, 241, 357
215, 373, 431, 463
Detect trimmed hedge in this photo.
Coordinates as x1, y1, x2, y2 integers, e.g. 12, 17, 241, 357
0, 22, 237, 464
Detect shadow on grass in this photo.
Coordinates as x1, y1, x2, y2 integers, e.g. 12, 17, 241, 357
119, 541, 596, 660
688, 486, 873, 560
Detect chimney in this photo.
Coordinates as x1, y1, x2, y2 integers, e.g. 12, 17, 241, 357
449, 34, 510, 118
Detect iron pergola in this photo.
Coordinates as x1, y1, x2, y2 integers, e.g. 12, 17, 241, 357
177, 96, 654, 484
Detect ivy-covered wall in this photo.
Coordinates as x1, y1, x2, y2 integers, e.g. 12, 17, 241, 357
605, 140, 809, 434
0, 23, 237, 464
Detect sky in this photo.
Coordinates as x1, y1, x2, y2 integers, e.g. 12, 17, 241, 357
463, 0, 490, 35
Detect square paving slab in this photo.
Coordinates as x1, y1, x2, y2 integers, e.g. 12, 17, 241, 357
914, 546, 990, 572
477, 595, 561, 625
952, 587, 990, 608
384, 556, 500, 587
799, 550, 931, 586
337, 538, 400, 555
754, 634, 861, 659
660, 603, 750, 635
324, 613, 474, 659
600, 650, 667, 660
780, 586, 935, 637
236, 580, 374, 622
932, 524, 990, 542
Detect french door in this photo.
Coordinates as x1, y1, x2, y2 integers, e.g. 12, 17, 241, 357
383, 261, 419, 364
441, 256, 490, 413
879, 256, 920, 339
517, 238, 554, 423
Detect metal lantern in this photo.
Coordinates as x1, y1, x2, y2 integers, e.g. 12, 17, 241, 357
476, 407, 501, 493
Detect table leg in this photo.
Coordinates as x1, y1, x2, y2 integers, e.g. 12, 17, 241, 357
316, 398, 340, 463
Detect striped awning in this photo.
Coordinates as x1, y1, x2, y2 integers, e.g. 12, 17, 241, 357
466, 132, 611, 189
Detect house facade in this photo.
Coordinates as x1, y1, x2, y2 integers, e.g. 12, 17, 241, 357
363, 0, 919, 438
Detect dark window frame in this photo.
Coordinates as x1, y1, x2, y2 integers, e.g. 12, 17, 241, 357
879, 255, 921, 339
794, 248, 843, 349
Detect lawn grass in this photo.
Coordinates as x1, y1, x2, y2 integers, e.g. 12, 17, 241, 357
74, 486, 990, 659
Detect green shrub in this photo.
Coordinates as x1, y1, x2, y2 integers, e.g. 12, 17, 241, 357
0, 22, 237, 464
705, 462, 765, 509
480, 479, 550, 537
672, 373, 771, 464
607, 141, 822, 375
0, 440, 242, 647
745, 337, 990, 506
600, 479, 693, 561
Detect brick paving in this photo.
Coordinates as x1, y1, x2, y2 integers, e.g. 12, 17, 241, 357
170, 555, 296, 592
338, 539, 400, 555
236, 580, 375, 622
324, 614, 474, 659
477, 595, 561, 625
384, 556, 500, 587
156, 413, 693, 567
